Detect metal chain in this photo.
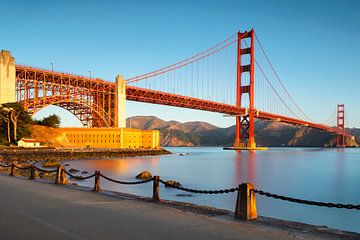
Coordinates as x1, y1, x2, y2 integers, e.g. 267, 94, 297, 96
64, 170, 96, 180
159, 179, 238, 194
100, 173, 154, 185
254, 189, 360, 210
33, 166, 57, 174
13, 164, 31, 170
0, 164, 12, 168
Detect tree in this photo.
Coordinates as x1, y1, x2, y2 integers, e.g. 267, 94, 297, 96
0, 102, 32, 144
35, 114, 61, 128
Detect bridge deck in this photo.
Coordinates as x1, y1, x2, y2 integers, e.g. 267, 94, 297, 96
15, 65, 349, 137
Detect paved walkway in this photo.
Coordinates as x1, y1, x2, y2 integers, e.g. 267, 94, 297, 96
0, 175, 358, 240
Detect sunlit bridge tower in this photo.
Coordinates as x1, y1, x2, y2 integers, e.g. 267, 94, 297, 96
234, 29, 258, 150
336, 104, 345, 148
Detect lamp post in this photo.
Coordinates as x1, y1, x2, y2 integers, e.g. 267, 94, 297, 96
50, 62, 53, 72
89, 70, 92, 79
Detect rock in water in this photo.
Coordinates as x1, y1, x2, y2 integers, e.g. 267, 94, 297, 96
165, 180, 181, 188
68, 168, 80, 174
135, 171, 152, 180
43, 160, 60, 168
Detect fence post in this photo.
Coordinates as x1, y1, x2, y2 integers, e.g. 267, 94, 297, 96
93, 171, 100, 192
55, 165, 66, 184
29, 165, 35, 180
235, 183, 257, 220
153, 176, 160, 202
9, 164, 14, 176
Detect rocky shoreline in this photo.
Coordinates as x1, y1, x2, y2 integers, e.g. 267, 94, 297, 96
0, 148, 171, 163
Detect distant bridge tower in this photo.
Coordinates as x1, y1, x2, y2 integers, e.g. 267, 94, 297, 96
234, 29, 257, 149
0, 50, 16, 104
336, 104, 345, 147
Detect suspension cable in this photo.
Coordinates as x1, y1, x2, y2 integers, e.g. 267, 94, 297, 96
254, 32, 313, 122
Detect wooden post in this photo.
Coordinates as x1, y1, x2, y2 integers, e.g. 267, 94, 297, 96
93, 171, 100, 192
9, 164, 14, 176
153, 176, 160, 202
55, 165, 66, 185
29, 165, 35, 180
235, 183, 257, 220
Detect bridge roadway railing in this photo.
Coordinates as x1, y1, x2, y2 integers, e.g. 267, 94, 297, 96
0, 163, 359, 220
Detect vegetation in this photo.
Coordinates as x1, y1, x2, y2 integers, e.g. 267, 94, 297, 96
34, 114, 61, 128
0, 102, 32, 144
0, 102, 61, 145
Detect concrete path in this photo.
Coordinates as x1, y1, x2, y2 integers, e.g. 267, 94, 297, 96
0, 175, 358, 240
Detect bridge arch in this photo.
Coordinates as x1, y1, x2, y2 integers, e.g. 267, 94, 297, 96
22, 97, 112, 127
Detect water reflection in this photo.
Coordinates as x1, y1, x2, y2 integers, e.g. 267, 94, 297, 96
233, 151, 256, 185
70, 156, 160, 177
334, 151, 345, 199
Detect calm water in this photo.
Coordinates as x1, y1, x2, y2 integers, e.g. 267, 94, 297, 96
66, 147, 360, 233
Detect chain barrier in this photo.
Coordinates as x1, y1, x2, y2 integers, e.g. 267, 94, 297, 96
2, 160, 359, 212
254, 189, 360, 210
33, 166, 58, 174
100, 173, 154, 185
64, 170, 96, 180
13, 164, 32, 170
159, 179, 238, 194
0, 164, 12, 168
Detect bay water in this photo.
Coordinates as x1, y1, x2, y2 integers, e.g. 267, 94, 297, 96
66, 147, 360, 233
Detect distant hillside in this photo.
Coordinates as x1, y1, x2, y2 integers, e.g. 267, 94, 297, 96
127, 116, 359, 147
127, 116, 217, 146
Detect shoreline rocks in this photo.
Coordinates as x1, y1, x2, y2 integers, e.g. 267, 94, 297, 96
0, 148, 171, 163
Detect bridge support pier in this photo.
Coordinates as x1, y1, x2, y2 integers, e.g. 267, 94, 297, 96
0, 50, 16, 104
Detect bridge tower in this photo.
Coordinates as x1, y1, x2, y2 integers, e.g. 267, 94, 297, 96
0, 50, 16, 104
115, 74, 126, 128
234, 29, 257, 149
336, 104, 345, 147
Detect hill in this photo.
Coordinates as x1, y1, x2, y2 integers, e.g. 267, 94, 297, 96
127, 116, 359, 147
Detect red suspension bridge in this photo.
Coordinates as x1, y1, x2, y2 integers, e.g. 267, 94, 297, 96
11, 29, 352, 148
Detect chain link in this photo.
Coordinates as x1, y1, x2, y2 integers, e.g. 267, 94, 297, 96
159, 179, 238, 194
254, 189, 360, 210
100, 173, 154, 185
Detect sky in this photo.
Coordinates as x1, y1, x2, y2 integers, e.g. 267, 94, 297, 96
1, 0, 359, 128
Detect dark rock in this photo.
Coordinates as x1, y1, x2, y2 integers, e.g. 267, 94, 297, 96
165, 180, 181, 188
135, 171, 152, 180
68, 168, 79, 174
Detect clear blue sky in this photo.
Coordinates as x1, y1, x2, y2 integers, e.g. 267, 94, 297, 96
1, 0, 359, 127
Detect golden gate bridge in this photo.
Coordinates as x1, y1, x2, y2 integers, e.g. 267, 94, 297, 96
13, 29, 353, 149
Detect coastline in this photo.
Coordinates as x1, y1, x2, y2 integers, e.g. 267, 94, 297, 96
0, 148, 171, 163
0, 174, 359, 239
